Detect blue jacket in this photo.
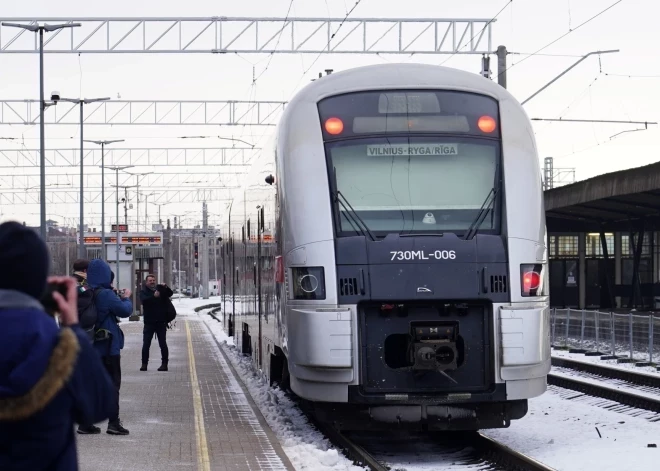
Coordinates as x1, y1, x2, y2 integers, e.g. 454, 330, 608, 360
0, 289, 116, 471
86, 259, 132, 357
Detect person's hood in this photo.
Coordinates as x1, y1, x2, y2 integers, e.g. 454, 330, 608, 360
0, 289, 79, 414
86, 259, 113, 289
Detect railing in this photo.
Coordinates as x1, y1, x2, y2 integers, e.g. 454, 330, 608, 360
551, 308, 660, 366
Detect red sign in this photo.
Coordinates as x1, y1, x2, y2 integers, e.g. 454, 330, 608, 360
111, 224, 129, 232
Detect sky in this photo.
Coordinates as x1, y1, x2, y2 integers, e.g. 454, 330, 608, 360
0, 0, 658, 229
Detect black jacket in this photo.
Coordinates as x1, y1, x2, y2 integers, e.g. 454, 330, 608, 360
139, 284, 173, 324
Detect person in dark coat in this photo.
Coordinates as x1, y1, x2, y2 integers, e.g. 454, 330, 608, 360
85, 259, 133, 435
139, 274, 173, 372
0, 221, 116, 471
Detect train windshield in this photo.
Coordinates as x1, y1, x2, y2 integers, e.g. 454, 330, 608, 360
318, 89, 502, 237
327, 137, 500, 236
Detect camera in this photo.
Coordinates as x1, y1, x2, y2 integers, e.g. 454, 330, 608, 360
50, 91, 60, 102
40, 282, 68, 317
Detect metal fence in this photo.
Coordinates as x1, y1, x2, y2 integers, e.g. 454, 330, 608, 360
551, 308, 660, 366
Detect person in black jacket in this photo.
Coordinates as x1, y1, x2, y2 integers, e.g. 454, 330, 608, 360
139, 274, 173, 372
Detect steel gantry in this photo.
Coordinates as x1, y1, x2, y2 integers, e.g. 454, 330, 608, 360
0, 17, 495, 55
0, 99, 286, 126
0, 147, 259, 168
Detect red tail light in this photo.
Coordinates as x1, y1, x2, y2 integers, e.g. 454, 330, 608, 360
275, 256, 284, 283
520, 264, 544, 297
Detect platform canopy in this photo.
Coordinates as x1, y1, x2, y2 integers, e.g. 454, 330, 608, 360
545, 160, 660, 232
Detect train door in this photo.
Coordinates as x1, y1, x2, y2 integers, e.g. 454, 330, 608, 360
240, 225, 251, 355
230, 233, 236, 338
256, 207, 265, 370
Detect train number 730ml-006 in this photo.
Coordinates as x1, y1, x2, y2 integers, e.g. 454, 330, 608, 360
390, 250, 457, 261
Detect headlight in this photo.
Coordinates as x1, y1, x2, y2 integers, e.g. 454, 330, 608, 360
291, 267, 326, 300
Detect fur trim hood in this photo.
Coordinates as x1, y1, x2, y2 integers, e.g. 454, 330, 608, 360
0, 291, 80, 421
0, 328, 79, 421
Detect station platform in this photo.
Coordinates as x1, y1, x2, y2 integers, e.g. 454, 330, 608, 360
77, 314, 294, 471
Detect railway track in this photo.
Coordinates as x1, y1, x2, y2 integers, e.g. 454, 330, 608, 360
551, 356, 660, 389
547, 372, 660, 413
308, 416, 554, 471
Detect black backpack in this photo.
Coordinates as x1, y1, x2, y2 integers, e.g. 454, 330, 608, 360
78, 287, 102, 341
165, 298, 177, 324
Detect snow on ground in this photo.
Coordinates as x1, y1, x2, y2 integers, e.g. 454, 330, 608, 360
205, 314, 235, 346
553, 348, 660, 376
196, 309, 367, 471
483, 387, 660, 471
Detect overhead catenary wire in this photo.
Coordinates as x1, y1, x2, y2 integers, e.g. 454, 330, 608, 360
440, 0, 514, 66
291, 0, 365, 93
503, 0, 624, 74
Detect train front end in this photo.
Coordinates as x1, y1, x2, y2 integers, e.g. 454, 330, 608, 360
279, 66, 550, 431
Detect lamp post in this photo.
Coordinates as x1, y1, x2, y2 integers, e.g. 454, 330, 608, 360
53, 96, 111, 257
87, 139, 124, 260
103, 165, 133, 289
1, 21, 81, 239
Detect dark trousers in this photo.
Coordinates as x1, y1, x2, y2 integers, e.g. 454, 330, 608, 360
141, 322, 169, 364
80, 353, 121, 428
102, 355, 122, 423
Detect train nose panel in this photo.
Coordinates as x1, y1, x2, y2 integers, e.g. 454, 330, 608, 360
368, 262, 480, 300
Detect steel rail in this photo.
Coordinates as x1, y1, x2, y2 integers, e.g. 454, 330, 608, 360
548, 372, 660, 412
473, 432, 556, 471
551, 357, 660, 389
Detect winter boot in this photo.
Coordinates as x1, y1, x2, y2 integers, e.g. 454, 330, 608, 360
140, 363, 147, 371
77, 424, 101, 435
107, 419, 129, 435
157, 361, 168, 372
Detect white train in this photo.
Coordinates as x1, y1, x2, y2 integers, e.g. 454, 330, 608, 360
219, 63, 550, 431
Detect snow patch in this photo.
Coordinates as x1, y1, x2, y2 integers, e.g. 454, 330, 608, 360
484, 387, 660, 471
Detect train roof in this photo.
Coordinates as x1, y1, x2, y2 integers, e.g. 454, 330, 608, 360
287, 63, 520, 108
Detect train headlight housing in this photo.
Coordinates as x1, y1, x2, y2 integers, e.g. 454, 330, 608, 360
520, 263, 546, 297
291, 267, 326, 300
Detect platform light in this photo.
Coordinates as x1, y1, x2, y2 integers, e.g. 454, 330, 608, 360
324, 117, 344, 135
477, 115, 497, 133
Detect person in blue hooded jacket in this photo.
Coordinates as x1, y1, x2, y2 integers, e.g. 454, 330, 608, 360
0, 221, 116, 470
83, 258, 133, 436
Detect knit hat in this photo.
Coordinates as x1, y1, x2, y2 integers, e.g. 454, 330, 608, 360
0, 221, 50, 299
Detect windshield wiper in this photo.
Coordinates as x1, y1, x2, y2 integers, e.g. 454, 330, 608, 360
334, 190, 376, 241
463, 187, 497, 240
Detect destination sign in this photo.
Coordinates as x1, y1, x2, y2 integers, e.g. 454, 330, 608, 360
367, 144, 458, 157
